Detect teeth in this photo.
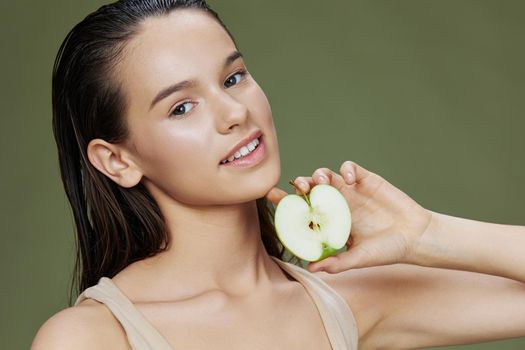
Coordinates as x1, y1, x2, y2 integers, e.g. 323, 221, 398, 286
239, 146, 250, 156
221, 137, 260, 164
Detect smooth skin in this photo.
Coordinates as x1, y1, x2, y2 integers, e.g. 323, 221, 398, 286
32, 9, 336, 350
266, 160, 525, 349
32, 8, 525, 350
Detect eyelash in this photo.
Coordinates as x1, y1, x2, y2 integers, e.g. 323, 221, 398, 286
169, 69, 249, 118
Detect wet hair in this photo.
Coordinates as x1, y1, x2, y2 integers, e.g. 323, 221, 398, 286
52, 0, 299, 304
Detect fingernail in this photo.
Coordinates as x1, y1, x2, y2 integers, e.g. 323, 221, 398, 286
319, 174, 327, 183
300, 182, 308, 191
344, 172, 353, 182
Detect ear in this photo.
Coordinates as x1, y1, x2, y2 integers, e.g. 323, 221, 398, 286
87, 138, 143, 188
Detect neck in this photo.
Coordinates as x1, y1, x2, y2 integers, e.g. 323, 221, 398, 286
118, 195, 290, 301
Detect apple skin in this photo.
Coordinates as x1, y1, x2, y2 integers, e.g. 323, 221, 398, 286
274, 183, 352, 262
278, 236, 339, 263
316, 244, 340, 262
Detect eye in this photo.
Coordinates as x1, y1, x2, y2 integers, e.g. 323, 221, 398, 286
170, 101, 195, 117
224, 69, 248, 88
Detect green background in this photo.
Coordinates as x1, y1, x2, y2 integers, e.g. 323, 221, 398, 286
1, 0, 524, 348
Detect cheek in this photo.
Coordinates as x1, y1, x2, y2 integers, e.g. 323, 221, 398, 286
243, 81, 276, 139
133, 126, 187, 171
250, 82, 272, 118
134, 126, 219, 202
250, 82, 278, 151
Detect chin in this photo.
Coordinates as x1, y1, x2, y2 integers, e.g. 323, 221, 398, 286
235, 164, 281, 203
257, 160, 281, 200
259, 149, 281, 182
221, 143, 281, 203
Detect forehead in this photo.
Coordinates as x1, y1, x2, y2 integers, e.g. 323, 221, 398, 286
117, 9, 236, 111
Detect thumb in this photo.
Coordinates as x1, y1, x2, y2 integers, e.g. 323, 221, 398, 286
307, 243, 377, 273
265, 187, 288, 206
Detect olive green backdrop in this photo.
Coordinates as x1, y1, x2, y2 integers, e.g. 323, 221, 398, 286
1, 0, 523, 349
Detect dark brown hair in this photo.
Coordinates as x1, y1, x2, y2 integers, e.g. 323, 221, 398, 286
51, 0, 300, 305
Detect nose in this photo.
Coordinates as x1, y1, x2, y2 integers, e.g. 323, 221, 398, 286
211, 88, 249, 133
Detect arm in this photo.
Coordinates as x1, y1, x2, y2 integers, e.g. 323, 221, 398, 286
266, 161, 525, 349
409, 210, 525, 283
363, 211, 525, 349
329, 262, 525, 350
291, 161, 525, 284
324, 211, 525, 349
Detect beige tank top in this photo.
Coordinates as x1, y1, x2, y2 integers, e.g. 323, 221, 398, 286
74, 256, 359, 349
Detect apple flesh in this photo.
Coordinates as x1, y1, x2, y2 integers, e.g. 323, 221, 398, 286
274, 183, 352, 262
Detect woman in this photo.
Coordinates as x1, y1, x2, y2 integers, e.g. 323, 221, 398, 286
32, 0, 525, 349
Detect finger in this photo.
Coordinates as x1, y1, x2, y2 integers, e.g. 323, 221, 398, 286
308, 239, 385, 273
312, 167, 335, 185
264, 187, 288, 205
339, 160, 371, 186
307, 236, 352, 273
292, 176, 314, 194
307, 249, 366, 273
307, 256, 339, 273
311, 167, 347, 192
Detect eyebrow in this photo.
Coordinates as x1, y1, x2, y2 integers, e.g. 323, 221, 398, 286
149, 50, 244, 111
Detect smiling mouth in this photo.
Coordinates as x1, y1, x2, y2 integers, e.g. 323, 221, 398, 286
220, 136, 261, 165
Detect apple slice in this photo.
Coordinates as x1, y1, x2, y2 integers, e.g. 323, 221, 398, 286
274, 182, 352, 262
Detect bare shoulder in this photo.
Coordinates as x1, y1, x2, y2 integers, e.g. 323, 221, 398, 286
31, 299, 130, 350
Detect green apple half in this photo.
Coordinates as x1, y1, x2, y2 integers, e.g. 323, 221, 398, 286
274, 183, 352, 262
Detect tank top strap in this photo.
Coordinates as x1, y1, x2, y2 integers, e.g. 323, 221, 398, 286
74, 277, 173, 350
270, 256, 359, 350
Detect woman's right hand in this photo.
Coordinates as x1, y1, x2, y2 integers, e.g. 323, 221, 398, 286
265, 160, 434, 273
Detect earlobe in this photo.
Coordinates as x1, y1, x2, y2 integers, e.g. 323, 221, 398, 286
87, 138, 142, 188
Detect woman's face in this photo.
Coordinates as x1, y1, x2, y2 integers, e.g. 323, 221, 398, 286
117, 9, 281, 205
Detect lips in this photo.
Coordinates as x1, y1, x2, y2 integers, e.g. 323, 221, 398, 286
220, 129, 263, 164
